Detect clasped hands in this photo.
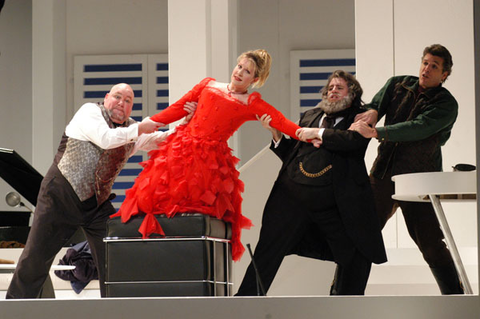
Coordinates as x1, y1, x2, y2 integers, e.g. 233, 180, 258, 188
257, 114, 323, 148
295, 109, 379, 146
258, 108, 379, 149
296, 109, 379, 145
349, 109, 378, 138
138, 101, 198, 135
295, 128, 323, 148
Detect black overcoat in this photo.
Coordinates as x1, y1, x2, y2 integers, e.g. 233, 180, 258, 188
271, 106, 387, 264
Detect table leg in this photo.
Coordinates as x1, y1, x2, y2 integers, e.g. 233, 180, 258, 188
428, 194, 473, 294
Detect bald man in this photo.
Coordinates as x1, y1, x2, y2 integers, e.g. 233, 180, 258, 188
6, 83, 195, 298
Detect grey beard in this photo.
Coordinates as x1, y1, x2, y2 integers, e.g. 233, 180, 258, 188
106, 108, 125, 125
316, 94, 353, 115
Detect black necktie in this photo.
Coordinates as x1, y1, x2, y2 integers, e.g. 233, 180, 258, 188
320, 115, 335, 128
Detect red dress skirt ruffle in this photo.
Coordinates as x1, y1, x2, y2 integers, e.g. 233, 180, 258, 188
112, 125, 253, 261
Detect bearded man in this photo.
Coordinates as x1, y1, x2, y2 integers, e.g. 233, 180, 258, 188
236, 70, 387, 296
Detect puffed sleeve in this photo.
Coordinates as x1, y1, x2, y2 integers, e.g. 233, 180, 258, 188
150, 77, 215, 124
249, 93, 300, 140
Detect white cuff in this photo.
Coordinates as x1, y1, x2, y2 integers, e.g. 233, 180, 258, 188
318, 128, 325, 140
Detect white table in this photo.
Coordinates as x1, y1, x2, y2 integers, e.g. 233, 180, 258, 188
392, 171, 476, 294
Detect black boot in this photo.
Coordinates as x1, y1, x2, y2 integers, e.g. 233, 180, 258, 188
430, 264, 464, 295
329, 256, 371, 296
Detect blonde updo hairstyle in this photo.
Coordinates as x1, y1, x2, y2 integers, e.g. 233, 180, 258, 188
237, 49, 272, 88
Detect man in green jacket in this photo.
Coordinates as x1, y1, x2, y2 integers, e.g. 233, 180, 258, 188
350, 44, 462, 294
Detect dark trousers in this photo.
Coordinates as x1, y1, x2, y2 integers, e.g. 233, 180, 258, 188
6, 165, 113, 299
370, 171, 463, 294
236, 174, 372, 296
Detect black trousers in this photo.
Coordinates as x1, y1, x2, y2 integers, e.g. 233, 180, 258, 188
370, 171, 455, 267
370, 170, 463, 294
6, 165, 113, 298
236, 173, 372, 296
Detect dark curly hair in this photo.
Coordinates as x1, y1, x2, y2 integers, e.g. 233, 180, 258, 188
321, 70, 363, 108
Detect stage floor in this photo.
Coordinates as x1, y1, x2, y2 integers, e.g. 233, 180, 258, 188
1, 294, 479, 319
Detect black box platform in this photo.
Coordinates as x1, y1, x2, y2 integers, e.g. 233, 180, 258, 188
107, 213, 231, 239
105, 213, 232, 297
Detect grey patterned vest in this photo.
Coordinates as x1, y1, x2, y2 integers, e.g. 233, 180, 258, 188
57, 103, 135, 206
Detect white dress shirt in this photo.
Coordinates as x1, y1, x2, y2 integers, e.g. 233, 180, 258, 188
65, 103, 170, 156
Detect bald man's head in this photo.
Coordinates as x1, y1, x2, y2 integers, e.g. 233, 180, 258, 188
103, 83, 134, 124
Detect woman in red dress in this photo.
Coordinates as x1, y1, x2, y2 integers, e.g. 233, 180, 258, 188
112, 49, 302, 261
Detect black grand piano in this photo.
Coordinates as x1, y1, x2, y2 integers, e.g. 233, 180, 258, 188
0, 148, 43, 244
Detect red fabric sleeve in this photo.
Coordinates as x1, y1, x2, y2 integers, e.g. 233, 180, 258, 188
249, 94, 300, 140
150, 77, 215, 124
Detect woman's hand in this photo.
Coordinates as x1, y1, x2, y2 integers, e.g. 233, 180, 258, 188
311, 139, 322, 148
296, 128, 323, 148
296, 127, 320, 141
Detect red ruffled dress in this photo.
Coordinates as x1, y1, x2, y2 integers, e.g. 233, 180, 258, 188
112, 78, 301, 261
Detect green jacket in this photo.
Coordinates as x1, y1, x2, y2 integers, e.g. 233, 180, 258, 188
367, 75, 458, 179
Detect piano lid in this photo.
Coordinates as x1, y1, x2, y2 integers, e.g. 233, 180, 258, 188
0, 148, 43, 206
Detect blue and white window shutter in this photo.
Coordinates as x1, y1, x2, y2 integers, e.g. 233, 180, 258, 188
290, 49, 356, 121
